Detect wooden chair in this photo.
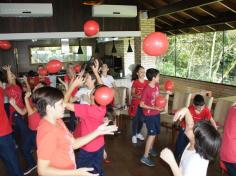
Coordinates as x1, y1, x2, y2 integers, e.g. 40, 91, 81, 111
213, 99, 234, 136
112, 87, 128, 131
160, 91, 192, 144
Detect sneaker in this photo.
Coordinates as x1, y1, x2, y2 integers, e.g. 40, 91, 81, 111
136, 133, 145, 140
140, 156, 155, 167
24, 165, 37, 175
149, 149, 158, 157
132, 136, 137, 144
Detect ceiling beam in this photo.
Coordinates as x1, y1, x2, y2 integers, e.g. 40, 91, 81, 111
156, 18, 173, 26
167, 14, 185, 23
182, 11, 201, 21
159, 13, 236, 31
148, 0, 222, 18
219, 0, 236, 13
225, 22, 235, 28
199, 6, 219, 17
206, 25, 216, 31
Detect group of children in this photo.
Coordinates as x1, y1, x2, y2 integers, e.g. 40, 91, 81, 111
128, 64, 224, 176
0, 59, 117, 176
0, 59, 235, 176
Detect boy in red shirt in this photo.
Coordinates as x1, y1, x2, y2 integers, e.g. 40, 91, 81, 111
34, 86, 117, 176
65, 74, 109, 176
175, 94, 217, 160
140, 68, 162, 167
0, 77, 23, 176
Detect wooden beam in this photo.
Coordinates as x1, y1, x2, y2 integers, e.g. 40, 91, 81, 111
206, 25, 216, 31
138, 0, 155, 10
199, 6, 219, 17
182, 11, 200, 21
159, 13, 236, 31
156, 18, 173, 26
191, 27, 201, 32
219, 0, 236, 13
167, 14, 185, 23
225, 22, 235, 28
148, 0, 222, 18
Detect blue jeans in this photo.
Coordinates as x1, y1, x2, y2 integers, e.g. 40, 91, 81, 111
76, 146, 104, 176
0, 134, 23, 176
132, 106, 144, 136
13, 112, 36, 168
175, 128, 189, 160
224, 162, 236, 176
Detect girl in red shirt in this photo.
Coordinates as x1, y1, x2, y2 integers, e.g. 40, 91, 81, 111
129, 65, 148, 144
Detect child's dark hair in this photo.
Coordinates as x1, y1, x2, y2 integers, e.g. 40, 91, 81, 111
131, 64, 144, 81
32, 87, 64, 117
86, 70, 98, 85
193, 94, 205, 106
193, 120, 221, 161
146, 68, 159, 81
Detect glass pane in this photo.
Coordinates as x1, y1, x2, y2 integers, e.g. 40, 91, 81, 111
223, 30, 236, 86
30, 46, 91, 64
188, 32, 223, 82
158, 35, 175, 76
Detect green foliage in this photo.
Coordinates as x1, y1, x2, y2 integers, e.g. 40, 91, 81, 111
159, 30, 236, 86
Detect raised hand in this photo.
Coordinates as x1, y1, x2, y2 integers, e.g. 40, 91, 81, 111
2, 65, 11, 71
160, 148, 176, 165
24, 91, 32, 99
173, 107, 188, 122
96, 122, 118, 135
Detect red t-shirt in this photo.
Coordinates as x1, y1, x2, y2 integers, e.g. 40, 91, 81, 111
5, 84, 25, 121
181, 105, 212, 129
74, 104, 106, 152
220, 105, 236, 163
37, 119, 76, 170
28, 111, 41, 131
141, 83, 160, 116
33, 76, 51, 87
64, 75, 78, 97
0, 87, 12, 136
128, 80, 148, 117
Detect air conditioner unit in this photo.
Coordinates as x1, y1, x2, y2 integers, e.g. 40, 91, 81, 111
0, 3, 53, 17
92, 5, 137, 18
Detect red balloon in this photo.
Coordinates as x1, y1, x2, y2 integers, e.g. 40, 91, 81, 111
0, 40, 12, 50
74, 64, 81, 73
94, 87, 114, 106
46, 59, 62, 74
83, 20, 100, 37
164, 80, 174, 91
155, 95, 166, 109
143, 32, 169, 56
38, 68, 48, 76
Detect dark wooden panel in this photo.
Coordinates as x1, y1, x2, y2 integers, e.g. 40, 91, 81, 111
0, 0, 139, 33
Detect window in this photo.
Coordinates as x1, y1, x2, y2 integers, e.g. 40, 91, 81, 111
30, 46, 92, 64
160, 29, 236, 86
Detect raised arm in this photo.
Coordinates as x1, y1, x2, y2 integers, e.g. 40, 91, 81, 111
24, 92, 36, 115
91, 59, 103, 85
72, 122, 118, 149
2, 65, 14, 85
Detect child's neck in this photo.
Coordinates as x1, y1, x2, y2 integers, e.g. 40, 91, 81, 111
44, 115, 57, 125
102, 72, 107, 77
149, 80, 156, 88
138, 78, 145, 82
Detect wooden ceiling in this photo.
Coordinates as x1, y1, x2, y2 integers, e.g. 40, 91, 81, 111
101, 0, 236, 34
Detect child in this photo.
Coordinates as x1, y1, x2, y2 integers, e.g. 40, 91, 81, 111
64, 75, 111, 176
140, 68, 162, 167
160, 107, 221, 176
33, 86, 117, 176
129, 64, 148, 144
32, 65, 51, 87
0, 76, 23, 176
175, 94, 217, 160
220, 103, 236, 176
2, 65, 37, 174
100, 63, 115, 88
